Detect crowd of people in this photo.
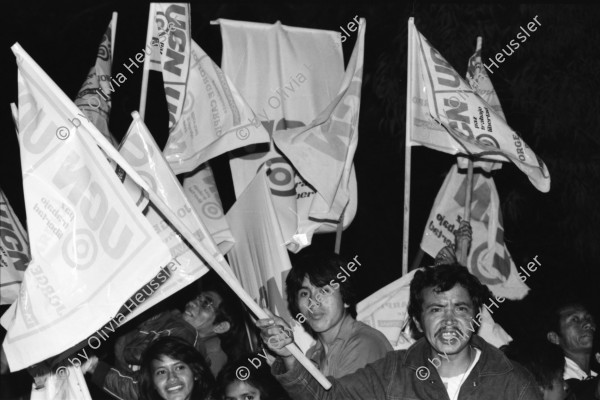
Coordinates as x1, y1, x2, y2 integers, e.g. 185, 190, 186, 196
1, 227, 598, 400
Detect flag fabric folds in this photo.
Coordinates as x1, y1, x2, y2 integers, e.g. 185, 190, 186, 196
219, 18, 360, 251
0, 189, 30, 305
420, 165, 529, 299
74, 13, 119, 146
225, 170, 315, 353
162, 39, 271, 173
408, 19, 550, 192
2, 44, 172, 371
116, 112, 211, 319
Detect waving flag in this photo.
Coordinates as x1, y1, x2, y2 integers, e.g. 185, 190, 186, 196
219, 18, 358, 251
408, 19, 550, 192
1, 43, 172, 371
0, 188, 30, 305
74, 13, 118, 146
420, 165, 529, 299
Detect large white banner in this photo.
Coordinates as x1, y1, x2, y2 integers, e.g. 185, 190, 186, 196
2, 44, 172, 371
420, 165, 529, 299
219, 18, 357, 252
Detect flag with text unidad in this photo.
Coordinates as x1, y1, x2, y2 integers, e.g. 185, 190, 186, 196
420, 165, 529, 299
458, 36, 505, 172
219, 18, 357, 252
143, 3, 235, 251
1, 44, 172, 371
74, 13, 118, 146
272, 19, 365, 231
0, 188, 30, 305
116, 112, 212, 322
408, 19, 550, 192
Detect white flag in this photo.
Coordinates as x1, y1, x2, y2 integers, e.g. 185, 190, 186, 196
2, 44, 172, 371
420, 165, 529, 299
219, 18, 357, 251
408, 19, 550, 192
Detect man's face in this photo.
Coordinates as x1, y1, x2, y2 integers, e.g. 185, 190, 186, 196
556, 305, 596, 354
414, 284, 476, 356
182, 290, 222, 335
297, 276, 346, 334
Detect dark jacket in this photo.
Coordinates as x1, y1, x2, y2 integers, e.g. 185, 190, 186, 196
273, 335, 542, 400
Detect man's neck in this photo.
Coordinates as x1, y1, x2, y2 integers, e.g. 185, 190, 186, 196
436, 345, 473, 378
319, 313, 348, 348
565, 350, 591, 374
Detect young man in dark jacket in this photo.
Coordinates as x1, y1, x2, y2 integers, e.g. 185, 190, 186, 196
258, 263, 542, 400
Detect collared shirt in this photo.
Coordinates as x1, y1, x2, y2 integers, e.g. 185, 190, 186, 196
564, 356, 598, 381
306, 313, 393, 378
274, 335, 542, 400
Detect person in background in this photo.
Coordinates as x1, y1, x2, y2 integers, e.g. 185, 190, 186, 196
259, 263, 542, 400
546, 301, 599, 399
214, 357, 290, 400
139, 336, 214, 400
283, 252, 392, 378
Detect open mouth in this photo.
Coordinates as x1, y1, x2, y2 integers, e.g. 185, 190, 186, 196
166, 384, 184, 393
437, 329, 462, 344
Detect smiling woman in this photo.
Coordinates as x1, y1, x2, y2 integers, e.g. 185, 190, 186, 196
139, 336, 215, 400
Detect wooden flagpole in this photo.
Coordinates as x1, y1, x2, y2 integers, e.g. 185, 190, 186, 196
110, 12, 117, 61
139, 4, 155, 121
457, 159, 474, 266
402, 18, 415, 276
334, 211, 344, 254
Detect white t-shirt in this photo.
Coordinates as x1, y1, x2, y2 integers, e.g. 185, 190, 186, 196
441, 348, 482, 400
564, 356, 598, 381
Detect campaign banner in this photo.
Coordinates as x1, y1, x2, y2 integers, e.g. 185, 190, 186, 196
182, 165, 235, 255
411, 20, 550, 192
116, 112, 211, 319
225, 170, 314, 352
459, 36, 505, 172
74, 13, 118, 146
219, 18, 357, 251
0, 189, 30, 305
162, 40, 271, 174
2, 44, 172, 371
420, 165, 530, 299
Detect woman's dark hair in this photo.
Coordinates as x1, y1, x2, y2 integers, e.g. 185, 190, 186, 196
213, 356, 290, 400
139, 336, 215, 400
408, 263, 492, 336
286, 252, 359, 327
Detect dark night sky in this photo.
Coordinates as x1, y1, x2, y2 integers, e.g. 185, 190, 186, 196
2, 0, 600, 370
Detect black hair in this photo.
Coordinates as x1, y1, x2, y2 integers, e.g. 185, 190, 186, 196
213, 356, 290, 400
408, 263, 492, 335
139, 336, 214, 400
545, 298, 591, 336
197, 273, 251, 362
504, 341, 565, 390
286, 252, 359, 326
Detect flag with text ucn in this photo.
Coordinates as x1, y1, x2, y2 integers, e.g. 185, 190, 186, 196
272, 19, 365, 230
1, 43, 172, 371
0, 189, 30, 305
409, 19, 550, 192
420, 165, 529, 299
458, 36, 506, 172
116, 112, 213, 322
225, 170, 315, 353
145, 4, 237, 249
219, 18, 357, 252
74, 13, 118, 146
